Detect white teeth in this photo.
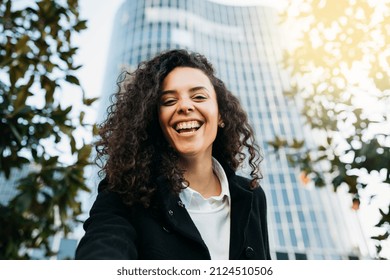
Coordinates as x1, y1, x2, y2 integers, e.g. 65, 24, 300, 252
175, 121, 201, 131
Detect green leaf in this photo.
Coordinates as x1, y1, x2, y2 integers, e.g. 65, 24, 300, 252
9, 123, 23, 144
83, 97, 98, 106
77, 144, 92, 163
70, 135, 77, 154
15, 35, 30, 53
371, 232, 390, 241
375, 206, 390, 227
0, 158, 12, 179
65, 75, 80, 85
17, 156, 30, 165
79, 111, 85, 123
70, 64, 83, 70
292, 139, 304, 149
318, 145, 327, 152
13, 90, 29, 112
9, 67, 21, 86
73, 19, 87, 32
14, 192, 33, 213
44, 156, 59, 166
267, 135, 288, 151
92, 124, 98, 136
332, 175, 344, 188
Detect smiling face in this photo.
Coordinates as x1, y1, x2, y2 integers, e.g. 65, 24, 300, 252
158, 67, 220, 160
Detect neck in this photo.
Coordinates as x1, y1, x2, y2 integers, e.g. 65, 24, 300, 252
180, 154, 221, 198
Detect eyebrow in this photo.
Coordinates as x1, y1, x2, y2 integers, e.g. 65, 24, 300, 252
161, 86, 209, 95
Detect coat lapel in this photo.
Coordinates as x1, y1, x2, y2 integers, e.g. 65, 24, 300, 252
228, 176, 253, 259
155, 176, 209, 254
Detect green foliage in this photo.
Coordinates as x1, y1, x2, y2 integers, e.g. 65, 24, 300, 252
274, 0, 390, 258
0, 0, 97, 259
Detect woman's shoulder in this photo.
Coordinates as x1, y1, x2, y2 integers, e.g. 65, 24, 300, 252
88, 179, 131, 214
231, 174, 267, 198
231, 175, 264, 190
229, 175, 267, 213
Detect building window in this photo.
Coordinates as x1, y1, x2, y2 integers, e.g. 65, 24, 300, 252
289, 228, 297, 246
276, 252, 289, 260
278, 229, 285, 247
302, 227, 310, 247
295, 253, 307, 260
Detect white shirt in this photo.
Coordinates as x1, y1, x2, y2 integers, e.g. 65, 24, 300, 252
179, 158, 231, 259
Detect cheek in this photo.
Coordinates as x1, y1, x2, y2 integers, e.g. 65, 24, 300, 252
210, 104, 220, 126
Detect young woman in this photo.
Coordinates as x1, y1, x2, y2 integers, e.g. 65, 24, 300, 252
75, 49, 271, 260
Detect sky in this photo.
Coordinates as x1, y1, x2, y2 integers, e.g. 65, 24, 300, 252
72, 0, 124, 121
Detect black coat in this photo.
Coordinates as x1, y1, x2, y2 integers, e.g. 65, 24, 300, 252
75, 172, 271, 260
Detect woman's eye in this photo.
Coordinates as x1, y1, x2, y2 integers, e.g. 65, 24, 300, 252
193, 95, 207, 101
161, 99, 176, 106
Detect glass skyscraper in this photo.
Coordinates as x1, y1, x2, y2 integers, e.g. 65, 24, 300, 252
97, 0, 370, 259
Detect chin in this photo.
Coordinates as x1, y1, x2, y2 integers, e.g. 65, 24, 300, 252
176, 150, 198, 158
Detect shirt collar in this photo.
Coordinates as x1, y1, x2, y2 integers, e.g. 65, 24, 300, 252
179, 158, 231, 210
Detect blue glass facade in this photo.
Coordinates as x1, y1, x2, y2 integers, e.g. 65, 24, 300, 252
97, 0, 368, 259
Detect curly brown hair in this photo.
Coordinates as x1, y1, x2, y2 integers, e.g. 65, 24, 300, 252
96, 49, 262, 208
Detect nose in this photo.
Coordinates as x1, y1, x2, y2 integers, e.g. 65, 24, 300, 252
177, 98, 194, 114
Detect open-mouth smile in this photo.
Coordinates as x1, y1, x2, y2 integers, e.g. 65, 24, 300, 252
174, 120, 203, 134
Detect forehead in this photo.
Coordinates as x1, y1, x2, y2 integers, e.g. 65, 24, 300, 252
162, 67, 213, 90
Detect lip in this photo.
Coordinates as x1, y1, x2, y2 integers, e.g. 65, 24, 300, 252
175, 129, 199, 136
